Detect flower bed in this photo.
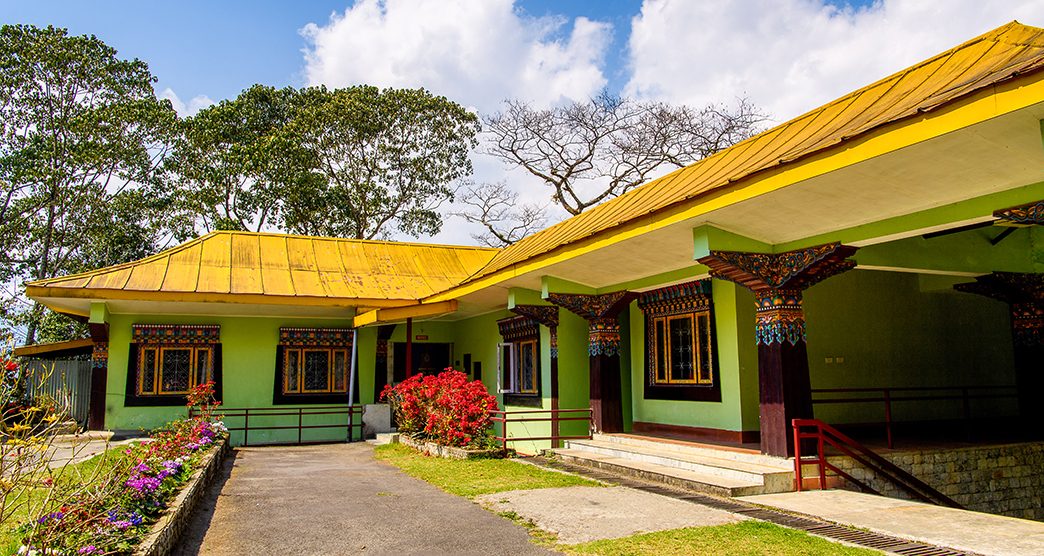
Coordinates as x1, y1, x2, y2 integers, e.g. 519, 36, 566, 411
11, 382, 227, 555
381, 368, 506, 458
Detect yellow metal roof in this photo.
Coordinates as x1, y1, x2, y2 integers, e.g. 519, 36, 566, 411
27, 231, 499, 306
457, 21, 1044, 287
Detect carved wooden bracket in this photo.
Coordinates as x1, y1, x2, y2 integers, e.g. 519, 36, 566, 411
994, 200, 1044, 226
956, 272, 1044, 346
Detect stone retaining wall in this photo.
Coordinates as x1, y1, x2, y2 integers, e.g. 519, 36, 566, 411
135, 436, 231, 555
828, 442, 1044, 521
398, 434, 506, 459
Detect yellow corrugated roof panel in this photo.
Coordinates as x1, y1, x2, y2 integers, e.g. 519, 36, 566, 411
29, 231, 499, 305
462, 21, 1044, 284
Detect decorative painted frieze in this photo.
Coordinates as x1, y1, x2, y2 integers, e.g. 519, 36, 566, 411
994, 200, 1044, 225
132, 324, 220, 344
510, 305, 559, 358
637, 279, 713, 317
496, 315, 540, 342
279, 327, 353, 346
547, 291, 632, 321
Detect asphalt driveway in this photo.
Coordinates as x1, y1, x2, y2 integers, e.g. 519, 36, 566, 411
175, 443, 554, 555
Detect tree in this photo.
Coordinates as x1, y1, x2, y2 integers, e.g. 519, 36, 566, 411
165, 85, 306, 235
0, 25, 177, 344
470, 93, 766, 244
452, 181, 546, 247
287, 86, 480, 240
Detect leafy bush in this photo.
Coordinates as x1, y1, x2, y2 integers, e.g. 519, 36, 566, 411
381, 369, 497, 448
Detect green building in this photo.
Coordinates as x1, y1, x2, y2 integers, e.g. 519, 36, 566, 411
23, 22, 1044, 465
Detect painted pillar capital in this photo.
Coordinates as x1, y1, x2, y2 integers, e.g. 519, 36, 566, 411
994, 200, 1044, 225
547, 291, 635, 355
955, 271, 1044, 346
697, 242, 858, 345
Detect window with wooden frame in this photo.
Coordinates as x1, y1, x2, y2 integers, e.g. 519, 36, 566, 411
125, 324, 222, 407
497, 339, 538, 395
273, 327, 357, 405
496, 315, 541, 403
650, 312, 713, 385
138, 345, 213, 395
282, 347, 349, 394
638, 281, 721, 402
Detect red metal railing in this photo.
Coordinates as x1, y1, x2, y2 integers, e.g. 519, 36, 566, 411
793, 418, 962, 508
490, 408, 593, 451
191, 405, 364, 446
811, 385, 1017, 449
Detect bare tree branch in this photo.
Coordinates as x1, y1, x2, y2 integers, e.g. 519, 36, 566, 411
453, 181, 547, 247
484, 93, 768, 216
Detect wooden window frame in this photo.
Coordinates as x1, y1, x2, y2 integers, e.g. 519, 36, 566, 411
281, 347, 349, 396
137, 345, 213, 396
651, 313, 713, 386
497, 339, 541, 399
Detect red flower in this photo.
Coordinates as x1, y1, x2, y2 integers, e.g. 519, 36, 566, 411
4, 360, 16, 372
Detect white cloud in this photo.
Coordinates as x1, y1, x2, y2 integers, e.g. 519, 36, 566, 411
626, 0, 1044, 124
159, 88, 214, 117
300, 0, 611, 112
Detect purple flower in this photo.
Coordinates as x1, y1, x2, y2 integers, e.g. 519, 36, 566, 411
37, 511, 63, 524
106, 510, 144, 530
133, 462, 150, 473
78, 546, 102, 555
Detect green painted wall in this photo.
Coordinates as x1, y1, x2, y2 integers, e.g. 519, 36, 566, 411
804, 269, 1017, 424
105, 313, 364, 445
628, 279, 758, 433
854, 226, 1035, 274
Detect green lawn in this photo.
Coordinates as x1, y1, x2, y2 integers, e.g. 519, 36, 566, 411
373, 443, 600, 497
0, 443, 135, 552
562, 520, 879, 556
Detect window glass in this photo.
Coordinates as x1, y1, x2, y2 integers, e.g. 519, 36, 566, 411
654, 319, 666, 383
303, 350, 331, 392
160, 348, 192, 393
195, 349, 211, 386
141, 348, 157, 394
668, 316, 695, 382
333, 350, 347, 391
697, 314, 713, 384
519, 341, 536, 393
285, 349, 300, 393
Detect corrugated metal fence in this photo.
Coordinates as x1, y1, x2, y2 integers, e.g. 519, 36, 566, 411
20, 359, 92, 427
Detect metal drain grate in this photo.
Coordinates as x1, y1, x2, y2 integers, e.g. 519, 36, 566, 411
527, 455, 980, 556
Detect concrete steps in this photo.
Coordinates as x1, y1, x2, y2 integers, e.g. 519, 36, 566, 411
555, 434, 795, 497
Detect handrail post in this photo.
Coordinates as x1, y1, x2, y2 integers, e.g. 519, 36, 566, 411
816, 423, 827, 490
502, 412, 509, 451
884, 388, 893, 449
298, 407, 303, 445
793, 419, 803, 492
244, 408, 250, 446
551, 409, 558, 449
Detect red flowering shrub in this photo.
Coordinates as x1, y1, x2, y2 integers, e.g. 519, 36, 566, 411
381, 368, 497, 447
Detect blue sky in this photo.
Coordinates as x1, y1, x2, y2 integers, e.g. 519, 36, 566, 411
3, 0, 1039, 245
1, 0, 876, 109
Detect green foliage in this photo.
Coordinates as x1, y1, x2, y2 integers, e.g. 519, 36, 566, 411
168, 84, 479, 240
374, 443, 599, 497
562, 520, 879, 556
0, 24, 177, 343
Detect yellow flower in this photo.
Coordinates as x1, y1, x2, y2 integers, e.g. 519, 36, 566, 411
8, 423, 29, 433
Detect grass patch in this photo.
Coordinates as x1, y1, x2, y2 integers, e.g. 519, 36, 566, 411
561, 520, 879, 556
374, 443, 599, 498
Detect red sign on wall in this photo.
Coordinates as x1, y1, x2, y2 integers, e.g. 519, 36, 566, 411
415, 335, 429, 341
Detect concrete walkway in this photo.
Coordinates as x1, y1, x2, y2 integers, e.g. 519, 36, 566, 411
174, 443, 553, 556
741, 490, 1044, 556
477, 485, 744, 544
